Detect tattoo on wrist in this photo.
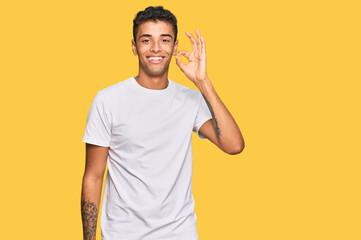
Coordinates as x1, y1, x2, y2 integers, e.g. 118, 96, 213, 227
81, 200, 98, 240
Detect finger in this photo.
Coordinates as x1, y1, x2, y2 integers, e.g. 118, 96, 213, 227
201, 36, 206, 59
176, 50, 191, 59
195, 29, 202, 56
185, 31, 198, 55
175, 55, 186, 72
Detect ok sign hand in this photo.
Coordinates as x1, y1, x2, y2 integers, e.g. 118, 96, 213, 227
175, 29, 209, 84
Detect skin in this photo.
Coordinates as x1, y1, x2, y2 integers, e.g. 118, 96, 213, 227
81, 199, 98, 239
81, 144, 107, 240
175, 28, 244, 154
131, 20, 178, 90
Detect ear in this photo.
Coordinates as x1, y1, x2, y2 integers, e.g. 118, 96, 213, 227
131, 39, 138, 55
172, 39, 179, 56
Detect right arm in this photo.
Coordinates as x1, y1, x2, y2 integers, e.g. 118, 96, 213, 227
81, 143, 108, 240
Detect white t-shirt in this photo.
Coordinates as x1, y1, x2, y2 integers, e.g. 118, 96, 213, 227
82, 76, 212, 240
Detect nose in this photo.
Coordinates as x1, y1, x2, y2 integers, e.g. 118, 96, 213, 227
151, 41, 161, 52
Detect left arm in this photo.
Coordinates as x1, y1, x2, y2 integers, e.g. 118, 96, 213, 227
196, 78, 244, 155
175, 29, 245, 154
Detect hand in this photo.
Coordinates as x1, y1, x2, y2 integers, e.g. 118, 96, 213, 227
175, 29, 209, 84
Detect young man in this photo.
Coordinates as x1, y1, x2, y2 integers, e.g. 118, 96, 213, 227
81, 6, 244, 240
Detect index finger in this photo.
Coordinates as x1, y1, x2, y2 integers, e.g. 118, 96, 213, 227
185, 31, 198, 55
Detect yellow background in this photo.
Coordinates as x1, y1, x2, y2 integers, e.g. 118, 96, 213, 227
1, 0, 360, 239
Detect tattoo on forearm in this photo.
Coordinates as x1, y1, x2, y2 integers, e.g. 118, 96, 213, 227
202, 93, 221, 141
81, 200, 98, 240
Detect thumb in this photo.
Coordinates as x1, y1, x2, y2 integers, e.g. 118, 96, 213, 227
175, 54, 186, 72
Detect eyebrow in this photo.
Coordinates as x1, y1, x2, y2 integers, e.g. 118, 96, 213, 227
138, 34, 173, 40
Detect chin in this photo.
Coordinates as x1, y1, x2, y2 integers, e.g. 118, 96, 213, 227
145, 70, 167, 76
144, 66, 170, 76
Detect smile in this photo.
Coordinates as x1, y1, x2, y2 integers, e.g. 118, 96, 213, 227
147, 56, 165, 64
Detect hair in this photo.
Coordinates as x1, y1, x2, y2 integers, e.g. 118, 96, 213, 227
133, 6, 178, 44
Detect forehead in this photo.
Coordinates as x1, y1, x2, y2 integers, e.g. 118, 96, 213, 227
137, 20, 174, 37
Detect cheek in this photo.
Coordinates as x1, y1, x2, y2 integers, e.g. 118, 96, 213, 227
164, 45, 176, 54
135, 44, 147, 54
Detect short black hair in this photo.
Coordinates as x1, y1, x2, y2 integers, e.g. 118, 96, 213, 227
133, 6, 178, 44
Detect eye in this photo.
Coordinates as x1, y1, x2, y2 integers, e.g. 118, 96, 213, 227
162, 39, 170, 42
142, 39, 150, 43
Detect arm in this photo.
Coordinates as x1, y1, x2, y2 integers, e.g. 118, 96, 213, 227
81, 143, 108, 240
175, 29, 245, 154
196, 81, 244, 154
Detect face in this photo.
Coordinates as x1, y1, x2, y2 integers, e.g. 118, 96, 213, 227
132, 20, 178, 77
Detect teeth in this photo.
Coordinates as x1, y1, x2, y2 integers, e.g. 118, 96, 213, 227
149, 57, 163, 60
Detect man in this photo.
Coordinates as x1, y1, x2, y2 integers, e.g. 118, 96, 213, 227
81, 6, 244, 240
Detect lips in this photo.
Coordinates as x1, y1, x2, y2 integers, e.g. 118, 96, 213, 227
147, 56, 165, 64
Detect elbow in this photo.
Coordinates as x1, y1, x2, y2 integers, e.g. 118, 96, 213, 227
227, 142, 245, 155
82, 174, 104, 186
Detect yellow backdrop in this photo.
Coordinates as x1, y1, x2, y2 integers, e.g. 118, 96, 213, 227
1, 0, 360, 239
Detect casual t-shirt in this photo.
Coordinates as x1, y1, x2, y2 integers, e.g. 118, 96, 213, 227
82, 76, 212, 240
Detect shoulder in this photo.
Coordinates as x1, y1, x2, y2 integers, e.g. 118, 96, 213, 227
170, 79, 200, 101
97, 77, 133, 99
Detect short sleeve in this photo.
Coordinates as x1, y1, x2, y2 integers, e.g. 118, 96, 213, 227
82, 91, 112, 147
193, 91, 213, 139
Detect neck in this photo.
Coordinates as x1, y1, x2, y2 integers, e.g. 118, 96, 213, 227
135, 70, 169, 90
